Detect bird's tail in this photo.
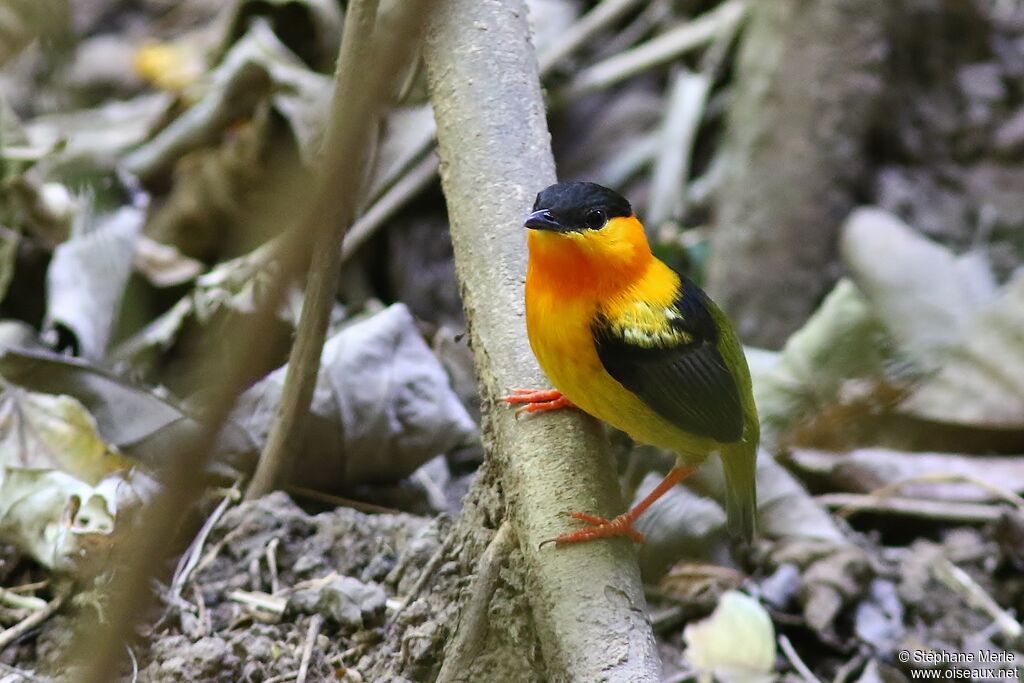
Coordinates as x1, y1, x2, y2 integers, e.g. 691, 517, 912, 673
721, 433, 758, 541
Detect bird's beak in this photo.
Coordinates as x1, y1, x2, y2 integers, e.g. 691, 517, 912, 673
524, 209, 561, 231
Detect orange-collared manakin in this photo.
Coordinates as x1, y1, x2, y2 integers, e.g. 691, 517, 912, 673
504, 181, 759, 546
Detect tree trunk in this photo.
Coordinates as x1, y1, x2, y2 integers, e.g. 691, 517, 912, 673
364, 1, 663, 681
707, 0, 889, 347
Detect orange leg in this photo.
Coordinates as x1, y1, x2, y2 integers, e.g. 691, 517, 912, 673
501, 388, 576, 416
547, 466, 694, 546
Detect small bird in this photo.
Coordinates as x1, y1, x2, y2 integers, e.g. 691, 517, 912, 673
504, 181, 759, 545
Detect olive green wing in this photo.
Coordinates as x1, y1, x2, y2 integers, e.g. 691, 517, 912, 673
592, 276, 744, 443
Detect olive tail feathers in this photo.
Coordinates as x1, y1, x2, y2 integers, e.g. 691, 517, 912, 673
721, 438, 758, 542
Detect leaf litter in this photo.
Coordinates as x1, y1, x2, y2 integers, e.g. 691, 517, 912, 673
1, 0, 1023, 681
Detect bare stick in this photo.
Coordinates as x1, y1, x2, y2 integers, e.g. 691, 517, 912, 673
266, 538, 281, 595
435, 523, 514, 683
227, 590, 287, 615
779, 634, 821, 683
170, 484, 240, 601
817, 493, 1005, 523
341, 154, 440, 262
246, 0, 381, 499
556, 0, 747, 102
296, 614, 323, 683
537, 0, 646, 74
285, 484, 399, 515
864, 472, 1024, 511
0, 589, 46, 612
933, 558, 1023, 640
646, 68, 710, 227
0, 592, 64, 652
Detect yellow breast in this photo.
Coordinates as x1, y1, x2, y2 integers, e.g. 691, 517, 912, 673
525, 264, 717, 458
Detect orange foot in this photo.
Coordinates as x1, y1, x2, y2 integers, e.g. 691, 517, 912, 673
501, 388, 575, 416
542, 466, 695, 548
549, 511, 646, 546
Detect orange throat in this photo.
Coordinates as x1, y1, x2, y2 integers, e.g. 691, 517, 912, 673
525, 215, 653, 300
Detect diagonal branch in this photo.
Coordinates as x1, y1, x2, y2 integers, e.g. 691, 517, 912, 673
423, 0, 662, 679
245, 0, 380, 500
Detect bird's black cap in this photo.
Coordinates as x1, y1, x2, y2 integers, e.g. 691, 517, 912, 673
525, 181, 632, 232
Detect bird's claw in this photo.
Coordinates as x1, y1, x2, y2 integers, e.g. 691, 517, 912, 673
540, 511, 646, 548
500, 388, 575, 417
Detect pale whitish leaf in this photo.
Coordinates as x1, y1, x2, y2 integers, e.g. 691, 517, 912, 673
750, 279, 894, 448
23, 93, 170, 159
901, 272, 1024, 428
0, 467, 155, 571
0, 348, 256, 477
841, 207, 998, 360
233, 303, 477, 492
132, 235, 205, 287
45, 206, 144, 360
0, 381, 158, 571
0, 386, 130, 485
684, 591, 777, 683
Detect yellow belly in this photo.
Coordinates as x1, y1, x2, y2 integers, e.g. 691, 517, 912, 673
525, 286, 717, 460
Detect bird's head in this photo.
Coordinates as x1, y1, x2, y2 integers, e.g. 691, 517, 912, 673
525, 182, 652, 292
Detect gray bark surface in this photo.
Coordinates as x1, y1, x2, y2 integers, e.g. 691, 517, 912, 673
707, 0, 889, 347
417, 0, 662, 680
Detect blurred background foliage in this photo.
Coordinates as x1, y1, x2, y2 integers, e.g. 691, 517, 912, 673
1, 0, 1023, 681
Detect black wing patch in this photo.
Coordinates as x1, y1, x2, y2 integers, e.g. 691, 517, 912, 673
593, 278, 743, 443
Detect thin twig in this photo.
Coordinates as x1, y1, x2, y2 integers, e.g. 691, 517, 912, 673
296, 614, 323, 683
538, 0, 647, 73
932, 558, 1022, 640
555, 0, 747, 103
227, 590, 287, 615
865, 472, 1024, 511
779, 634, 821, 683
388, 528, 456, 626
817, 493, 1005, 523
0, 589, 46, 612
435, 523, 514, 683
263, 672, 298, 683
593, 0, 670, 60
645, 68, 710, 227
285, 485, 400, 515
266, 538, 281, 595
0, 592, 64, 652
125, 645, 139, 683
341, 154, 439, 262
3, 581, 48, 594
170, 484, 240, 601
246, 0, 385, 499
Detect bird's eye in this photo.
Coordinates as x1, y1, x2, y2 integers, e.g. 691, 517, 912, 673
584, 209, 606, 230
